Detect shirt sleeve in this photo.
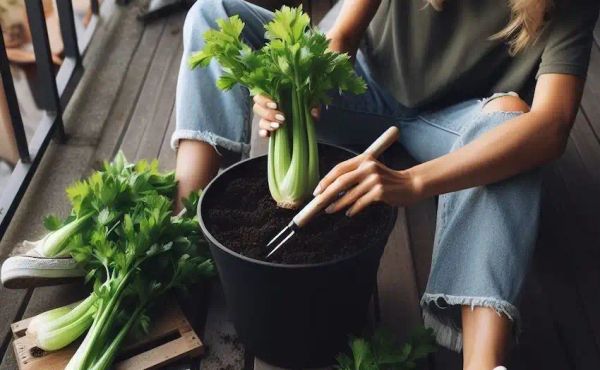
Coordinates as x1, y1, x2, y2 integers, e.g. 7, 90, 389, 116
536, 0, 599, 78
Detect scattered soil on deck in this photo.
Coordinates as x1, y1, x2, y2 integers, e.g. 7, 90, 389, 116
203, 146, 393, 264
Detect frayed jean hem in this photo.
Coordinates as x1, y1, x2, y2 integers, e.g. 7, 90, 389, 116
420, 293, 520, 352
171, 129, 251, 156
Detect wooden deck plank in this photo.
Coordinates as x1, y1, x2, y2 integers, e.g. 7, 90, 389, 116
198, 281, 245, 370
376, 207, 423, 343
404, 199, 436, 297
158, 107, 178, 171
506, 271, 572, 370
135, 35, 183, 162
594, 17, 599, 49
546, 155, 600, 365
502, 167, 585, 369
580, 44, 600, 144
0, 288, 29, 370
92, 18, 168, 167
120, 12, 184, 161
553, 115, 600, 341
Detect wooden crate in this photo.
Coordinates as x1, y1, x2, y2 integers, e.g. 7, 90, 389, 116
11, 301, 204, 370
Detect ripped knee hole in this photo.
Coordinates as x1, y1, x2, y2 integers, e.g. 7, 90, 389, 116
482, 95, 530, 114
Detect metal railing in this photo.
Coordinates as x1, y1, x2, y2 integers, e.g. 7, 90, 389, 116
0, 0, 101, 238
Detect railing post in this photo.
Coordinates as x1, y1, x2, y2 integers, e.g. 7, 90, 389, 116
56, 0, 82, 66
24, 0, 65, 141
91, 0, 100, 15
0, 26, 30, 163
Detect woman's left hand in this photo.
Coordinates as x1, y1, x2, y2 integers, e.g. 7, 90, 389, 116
314, 153, 423, 217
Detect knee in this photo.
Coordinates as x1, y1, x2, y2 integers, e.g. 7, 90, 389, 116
458, 95, 529, 145
184, 0, 226, 33
482, 95, 530, 114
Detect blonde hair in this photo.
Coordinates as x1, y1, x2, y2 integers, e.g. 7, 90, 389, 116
426, 0, 553, 55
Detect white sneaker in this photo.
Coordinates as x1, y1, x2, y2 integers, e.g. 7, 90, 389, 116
1, 244, 84, 289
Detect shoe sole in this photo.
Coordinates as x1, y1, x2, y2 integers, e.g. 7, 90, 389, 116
1, 255, 85, 289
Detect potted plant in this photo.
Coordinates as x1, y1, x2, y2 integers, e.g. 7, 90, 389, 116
193, 7, 397, 367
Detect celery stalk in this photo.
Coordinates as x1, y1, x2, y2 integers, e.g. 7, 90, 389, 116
36, 308, 94, 351
23, 213, 93, 257
27, 303, 78, 338
31, 295, 97, 337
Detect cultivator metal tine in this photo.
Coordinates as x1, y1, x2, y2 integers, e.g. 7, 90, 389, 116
266, 230, 295, 259
266, 223, 292, 248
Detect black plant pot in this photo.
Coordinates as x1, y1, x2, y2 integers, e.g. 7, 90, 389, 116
198, 144, 397, 368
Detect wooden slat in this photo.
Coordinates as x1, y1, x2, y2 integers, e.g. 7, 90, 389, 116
404, 199, 436, 296
0, 288, 29, 370
580, 44, 600, 144
157, 107, 177, 171
198, 281, 245, 369
506, 272, 572, 370
92, 17, 168, 166
552, 116, 600, 350
594, 17, 599, 49
121, 12, 185, 161
376, 207, 423, 343
135, 41, 182, 161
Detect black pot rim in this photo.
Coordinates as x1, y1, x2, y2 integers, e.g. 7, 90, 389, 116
198, 143, 397, 269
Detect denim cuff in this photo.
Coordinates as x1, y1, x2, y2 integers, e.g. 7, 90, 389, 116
421, 293, 521, 352
171, 129, 251, 155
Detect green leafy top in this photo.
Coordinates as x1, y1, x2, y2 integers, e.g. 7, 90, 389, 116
336, 327, 437, 370
61, 152, 176, 221
63, 155, 214, 303
189, 5, 366, 106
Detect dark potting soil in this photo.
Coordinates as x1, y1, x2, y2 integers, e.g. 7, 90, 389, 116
203, 146, 394, 265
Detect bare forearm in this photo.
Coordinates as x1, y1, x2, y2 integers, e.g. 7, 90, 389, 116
327, 0, 381, 47
410, 111, 570, 198
410, 74, 584, 198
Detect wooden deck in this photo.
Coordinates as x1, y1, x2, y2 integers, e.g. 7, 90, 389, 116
1, 1, 600, 369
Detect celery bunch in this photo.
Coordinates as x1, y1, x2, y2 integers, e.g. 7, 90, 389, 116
190, 6, 366, 208
26, 154, 214, 370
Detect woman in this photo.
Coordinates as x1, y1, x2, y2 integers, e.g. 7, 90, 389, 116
172, 0, 599, 368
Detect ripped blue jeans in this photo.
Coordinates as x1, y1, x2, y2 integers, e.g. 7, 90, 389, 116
174, 0, 541, 352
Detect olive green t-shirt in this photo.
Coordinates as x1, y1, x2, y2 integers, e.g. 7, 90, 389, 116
363, 0, 600, 109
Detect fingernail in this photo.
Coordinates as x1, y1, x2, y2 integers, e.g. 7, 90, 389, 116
267, 102, 277, 109
313, 185, 321, 196
275, 114, 285, 122
270, 122, 280, 129
325, 203, 336, 213
311, 108, 319, 117
259, 129, 267, 137
345, 209, 352, 217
